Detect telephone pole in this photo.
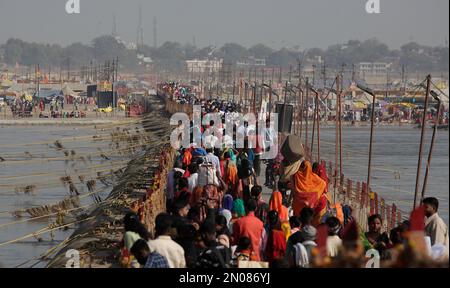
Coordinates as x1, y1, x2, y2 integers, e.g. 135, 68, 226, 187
67, 57, 70, 82
153, 17, 158, 48
312, 64, 316, 86
401, 65, 406, 94
137, 4, 144, 51
322, 62, 326, 87
352, 63, 356, 83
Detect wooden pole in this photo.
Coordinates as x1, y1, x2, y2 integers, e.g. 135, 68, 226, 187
311, 90, 317, 160
338, 81, 343, 180
366, 86, 377, 197
316, 92, 321, 162
305, 78, 309, 147
421, 94, 441, 201
413, 75, 431, 209
335, 75, 339, 197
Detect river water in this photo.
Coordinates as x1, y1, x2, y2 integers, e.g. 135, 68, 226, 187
0, 124, 448, 268
316, 124, 449, 224
0, 124, 133, 268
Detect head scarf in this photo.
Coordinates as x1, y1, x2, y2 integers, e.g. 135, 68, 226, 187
219, 209, 232, 226
226, 148, 237, 163
300, 225, 317, 242
269, 191, 289, 222
223, 194, 234, 211
232, 199, 246, 218
292, 161, 327, 216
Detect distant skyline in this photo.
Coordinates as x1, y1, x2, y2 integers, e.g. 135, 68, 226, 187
0, 0, 448, 49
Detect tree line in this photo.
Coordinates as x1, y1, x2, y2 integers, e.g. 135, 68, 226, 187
0, 35, 448, 73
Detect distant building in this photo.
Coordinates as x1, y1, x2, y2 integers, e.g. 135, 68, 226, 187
359, 62, 392, 86
137, 54, 153, 63
308, 55, 323, 65
236, 56, 266, 67
186, 59, 223, 73
358, 62, 391, 77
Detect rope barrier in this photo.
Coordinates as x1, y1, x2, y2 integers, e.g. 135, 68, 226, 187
0, 164, 126, 194
0, 202, 97, 229
0, 160, 129, 183
0, 185, 110, 218
0, 216, 96, 248
0, 136, 160, 181
0, 118, 152, 149
0, 131, 155, 158
14, 235, 74, 268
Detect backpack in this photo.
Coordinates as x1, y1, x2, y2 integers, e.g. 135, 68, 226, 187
198, 158, 220, 187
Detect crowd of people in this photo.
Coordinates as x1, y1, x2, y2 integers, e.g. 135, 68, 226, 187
9, 97, 34, 118
119, 82, 449, 268
4, 95, 89, 119
160, 82, 199, 105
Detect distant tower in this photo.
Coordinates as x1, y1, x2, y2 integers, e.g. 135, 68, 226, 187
112, 15, 118, 37
137, 4, 144, 50
193, 35, 196, 47
153, 17, 158, 48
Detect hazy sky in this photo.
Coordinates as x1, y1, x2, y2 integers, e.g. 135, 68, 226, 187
0, 0, 448, 49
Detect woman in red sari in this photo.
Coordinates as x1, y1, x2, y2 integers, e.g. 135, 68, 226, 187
264, 210, 287, 266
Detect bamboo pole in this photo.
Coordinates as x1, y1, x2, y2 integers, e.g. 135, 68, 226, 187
421, 92, 441, 201
413, 75, 431, 209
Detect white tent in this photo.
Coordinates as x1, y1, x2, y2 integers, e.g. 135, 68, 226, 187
62, 85, 80, 98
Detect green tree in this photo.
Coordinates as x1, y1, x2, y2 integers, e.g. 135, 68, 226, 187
219, 43, 248, 63
267, 48, 298, 67
3, 38, 24, 65
248, 44, 273, 60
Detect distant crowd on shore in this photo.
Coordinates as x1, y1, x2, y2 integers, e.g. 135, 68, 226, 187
1, 96, 96, 119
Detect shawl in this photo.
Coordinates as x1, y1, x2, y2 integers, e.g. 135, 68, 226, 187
292, 161, 327, 216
